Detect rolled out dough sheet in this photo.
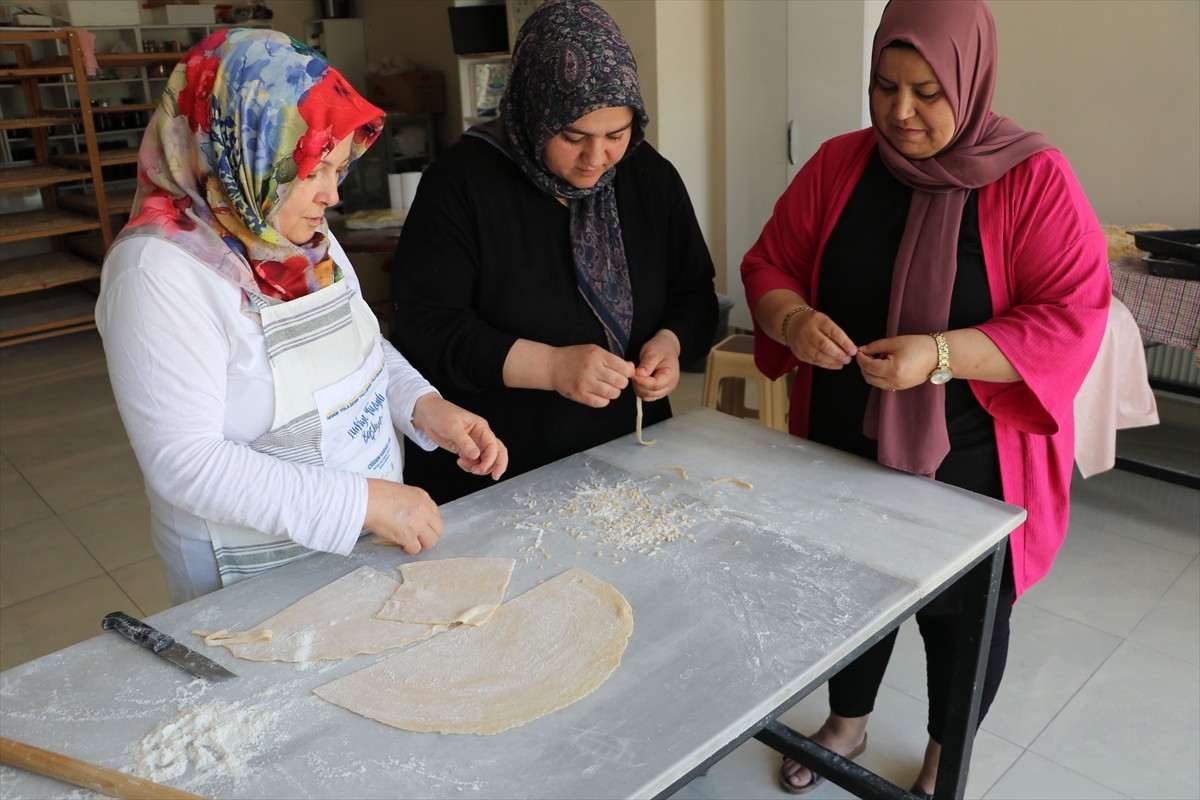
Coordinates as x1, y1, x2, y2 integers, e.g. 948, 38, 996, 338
314, 568, 634, 735
199, 566, 442, 663
375, 557, 516, 626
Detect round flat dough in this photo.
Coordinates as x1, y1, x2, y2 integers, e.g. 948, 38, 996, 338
313, 568, 633, 735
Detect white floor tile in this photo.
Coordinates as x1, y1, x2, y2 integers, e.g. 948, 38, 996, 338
983, 751, 1126, 799
0, 406, 131, 471
58, 490, 154, 572
18, 443, 145, 516
0, 517, 104, 608
982, 603, 1122, 747
1030, 640, 1200, 799
1128, 556, 1200, 667
1069, 469, 1200, 557
0, 458, 53, 531
886, 602, 1123, 749
666, 782, 712, 800
1020, 519, 1191, 637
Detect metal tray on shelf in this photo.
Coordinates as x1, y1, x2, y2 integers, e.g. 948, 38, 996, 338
1128, 228, 1200, 264
1144, 256, 1200, 281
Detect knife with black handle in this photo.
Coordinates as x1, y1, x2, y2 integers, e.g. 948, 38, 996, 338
102, 611, 236, 680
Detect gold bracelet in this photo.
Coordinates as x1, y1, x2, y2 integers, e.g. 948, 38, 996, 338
780, 305, 816, 343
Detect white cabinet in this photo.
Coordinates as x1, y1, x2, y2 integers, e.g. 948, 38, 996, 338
457, 54, 509, 133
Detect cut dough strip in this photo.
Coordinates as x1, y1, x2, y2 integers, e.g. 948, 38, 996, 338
375, 557, 516, 627
709, 476, 753, 489
197, 566, 441, 663
635, 396, 656, 445
191, 628, 273, 647
314, 568, 634, 735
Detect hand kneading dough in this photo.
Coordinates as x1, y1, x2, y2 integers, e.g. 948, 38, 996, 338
375, 557, 516, 626
199, 566, 442, 662
314, 568, 633, 735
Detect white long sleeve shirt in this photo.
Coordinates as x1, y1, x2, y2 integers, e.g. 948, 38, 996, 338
96, 233, 438, 558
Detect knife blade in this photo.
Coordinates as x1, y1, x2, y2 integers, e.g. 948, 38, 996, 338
102, 611, 236, 680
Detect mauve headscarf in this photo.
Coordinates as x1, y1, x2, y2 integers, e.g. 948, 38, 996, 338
863, 0, 1053, 477
467, 0, 649, 355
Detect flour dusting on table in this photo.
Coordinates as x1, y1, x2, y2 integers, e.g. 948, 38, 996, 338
130, 698, 282, 784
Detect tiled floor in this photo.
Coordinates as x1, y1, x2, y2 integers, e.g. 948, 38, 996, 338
2, 331, 1198, 799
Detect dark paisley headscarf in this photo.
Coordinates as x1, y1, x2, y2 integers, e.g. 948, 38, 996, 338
116, 28, 384, 303
467, 0, 649, 355
863, 0, 1053, 477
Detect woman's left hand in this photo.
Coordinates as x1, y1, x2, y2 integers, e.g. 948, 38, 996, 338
855, 334, 938, 391
631, 329, 682, 401
411, 394, 509, 480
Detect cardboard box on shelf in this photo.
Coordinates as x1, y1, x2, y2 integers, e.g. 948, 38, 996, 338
20, 0, 141, 26
145, 4, 215, 25
366, 71, 446, 115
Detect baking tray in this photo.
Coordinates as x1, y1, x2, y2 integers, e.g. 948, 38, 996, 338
1128, 229, 1200, 264
1145, 256, 1200, 281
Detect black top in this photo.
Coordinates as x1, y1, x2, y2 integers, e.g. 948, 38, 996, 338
391, 136, 718, 502
809, 151, 1001, 499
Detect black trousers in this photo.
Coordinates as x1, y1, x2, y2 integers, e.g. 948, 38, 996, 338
827, 429, 1013, 742
828, 543, 1015, 742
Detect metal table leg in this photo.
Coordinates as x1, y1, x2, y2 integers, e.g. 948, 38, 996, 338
658, 539, 1007, 800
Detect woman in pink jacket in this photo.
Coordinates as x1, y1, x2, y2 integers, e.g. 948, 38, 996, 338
741, 1, 1110, 795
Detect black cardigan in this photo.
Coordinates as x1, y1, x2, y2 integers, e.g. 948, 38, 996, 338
391, 135, 718, 502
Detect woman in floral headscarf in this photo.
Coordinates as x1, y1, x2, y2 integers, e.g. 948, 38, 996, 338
391, 0, 717, 503
742, 0, 1109, 795
97, 29, 507, 604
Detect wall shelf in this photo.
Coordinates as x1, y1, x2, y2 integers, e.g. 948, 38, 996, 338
0, 23, 269, 346
0, 29, 110, 344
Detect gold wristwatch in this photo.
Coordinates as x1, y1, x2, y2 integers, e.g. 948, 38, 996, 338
928, 332, 953, 384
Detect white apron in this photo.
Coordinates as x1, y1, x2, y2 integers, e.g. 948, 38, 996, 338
207, 279, 401, 587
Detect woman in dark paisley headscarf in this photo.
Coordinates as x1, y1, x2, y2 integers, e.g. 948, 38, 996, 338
391, 0, 718, 503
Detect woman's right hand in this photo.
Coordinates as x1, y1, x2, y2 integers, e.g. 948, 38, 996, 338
785, 309, 858, 370
548, 344, 636, 407
363, 478, 444, 555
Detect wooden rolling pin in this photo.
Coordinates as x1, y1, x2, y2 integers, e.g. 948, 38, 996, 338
0, 736, 205, 800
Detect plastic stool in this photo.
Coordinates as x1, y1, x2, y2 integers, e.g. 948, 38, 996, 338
700, 334, 789, 432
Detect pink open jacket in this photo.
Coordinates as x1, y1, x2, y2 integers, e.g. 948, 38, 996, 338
742, 128, 1111, 598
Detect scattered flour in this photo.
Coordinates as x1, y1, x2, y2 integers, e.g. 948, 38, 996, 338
130, 699, 281, 784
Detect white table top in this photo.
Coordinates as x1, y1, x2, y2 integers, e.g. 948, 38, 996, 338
0, 409, 1025, 799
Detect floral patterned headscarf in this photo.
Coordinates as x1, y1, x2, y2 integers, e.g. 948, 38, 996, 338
117, 28, 384, 302
469, 0, 648, 355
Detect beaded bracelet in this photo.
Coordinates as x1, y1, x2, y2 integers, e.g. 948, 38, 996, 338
780, 305, 816, 343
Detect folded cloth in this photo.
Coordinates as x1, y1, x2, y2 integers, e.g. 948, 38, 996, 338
1074, 296, 1159, 478
64, 27, 98, 77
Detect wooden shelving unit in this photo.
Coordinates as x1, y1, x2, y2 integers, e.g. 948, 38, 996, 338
0, 29, 112, 345
0, 23, 266, 347
0, 27, 188, 347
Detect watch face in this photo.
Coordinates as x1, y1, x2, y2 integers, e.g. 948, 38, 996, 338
930, 369, 953, 385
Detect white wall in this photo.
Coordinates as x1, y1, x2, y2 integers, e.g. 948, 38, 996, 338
722, 1, 789, 327
990, 0, 1199, 228
645, 0, 718, 282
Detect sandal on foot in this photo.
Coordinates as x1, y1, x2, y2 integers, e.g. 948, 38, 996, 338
777, 733, 868, 795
